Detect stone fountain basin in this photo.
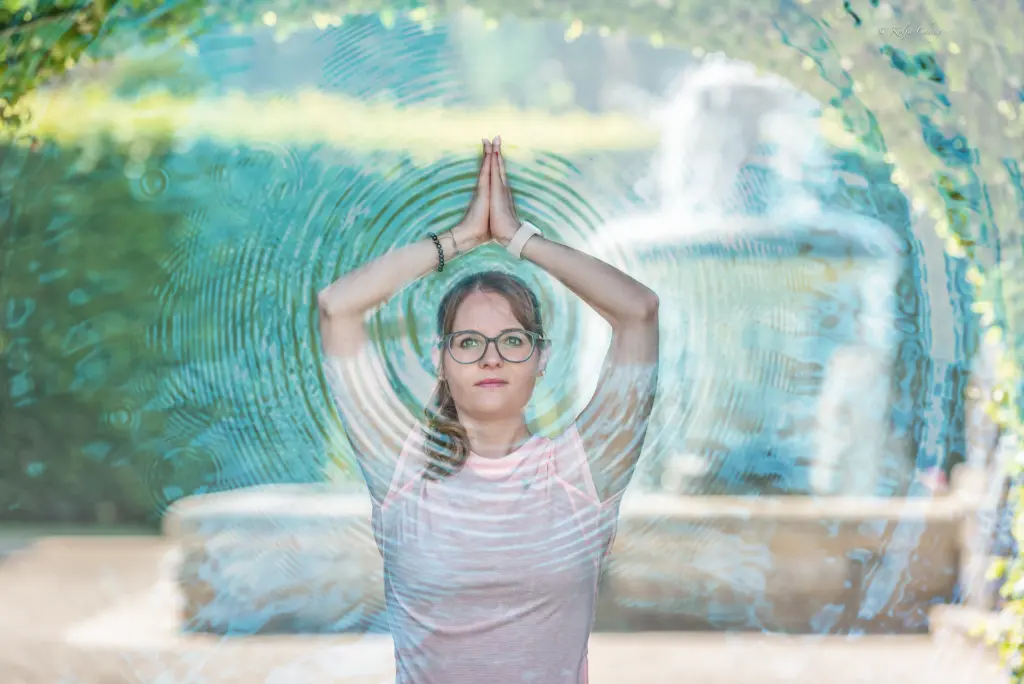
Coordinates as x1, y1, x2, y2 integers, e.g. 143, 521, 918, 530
164, 485, 967, 635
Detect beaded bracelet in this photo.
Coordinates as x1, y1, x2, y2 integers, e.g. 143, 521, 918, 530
427, 232, 445, 272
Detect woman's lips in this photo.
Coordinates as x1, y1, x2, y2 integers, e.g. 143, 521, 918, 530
475, 380, 508, 387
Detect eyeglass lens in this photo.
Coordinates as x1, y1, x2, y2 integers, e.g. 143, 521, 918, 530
447, 331, 536, 363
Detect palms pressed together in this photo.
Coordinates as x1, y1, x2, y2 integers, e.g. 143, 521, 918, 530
460, 136, 523, 249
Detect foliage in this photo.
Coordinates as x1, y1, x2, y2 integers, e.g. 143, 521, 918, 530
979, 262, 1024, 678
0, 141, 191, 526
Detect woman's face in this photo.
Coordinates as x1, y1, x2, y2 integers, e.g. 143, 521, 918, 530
432, 290, 547, 422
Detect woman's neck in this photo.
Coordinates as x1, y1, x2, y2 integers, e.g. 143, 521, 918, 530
460, 416, 532, 459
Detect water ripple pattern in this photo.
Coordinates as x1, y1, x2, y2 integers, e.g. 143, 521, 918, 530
0, 2, 1021, 681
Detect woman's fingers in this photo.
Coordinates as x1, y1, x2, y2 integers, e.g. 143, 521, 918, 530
489, 139, 503, 202
495, 137, 517, 217
477, 138, 492, 193
494, 136, 508, 187
504, 158, 514, 210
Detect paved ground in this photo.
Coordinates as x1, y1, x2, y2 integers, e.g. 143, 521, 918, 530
0, 536, 1008, 684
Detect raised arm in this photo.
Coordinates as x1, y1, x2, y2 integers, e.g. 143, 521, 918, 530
488, 136, 660, 503
319, 141, 493, 503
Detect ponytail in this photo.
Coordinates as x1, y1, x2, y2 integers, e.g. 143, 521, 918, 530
422, 378, 471, 480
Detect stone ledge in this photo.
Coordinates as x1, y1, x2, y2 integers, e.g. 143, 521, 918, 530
165, 485, 967, 635
162, 484, 370, 538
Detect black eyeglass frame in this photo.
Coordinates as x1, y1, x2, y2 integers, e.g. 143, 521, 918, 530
437, 328, 548, 364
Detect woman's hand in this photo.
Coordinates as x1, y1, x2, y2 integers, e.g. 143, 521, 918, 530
452, 139, 494, 246
488, 135, 522, 248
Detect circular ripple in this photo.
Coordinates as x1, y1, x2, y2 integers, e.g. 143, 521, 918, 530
306, 148, 622, 457
208, 142, 304, 223
102, 397, 142, 435
145, 445, 219, 516
138, 166, 169, 198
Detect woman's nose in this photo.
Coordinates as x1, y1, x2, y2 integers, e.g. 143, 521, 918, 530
480, 340, 504, 365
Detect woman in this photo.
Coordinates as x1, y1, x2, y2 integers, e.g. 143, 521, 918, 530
318, 136, 660, 683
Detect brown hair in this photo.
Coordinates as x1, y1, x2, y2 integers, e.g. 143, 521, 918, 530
422, 270, 547, 480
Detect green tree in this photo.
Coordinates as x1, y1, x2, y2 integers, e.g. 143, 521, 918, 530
0, 141, 190, 525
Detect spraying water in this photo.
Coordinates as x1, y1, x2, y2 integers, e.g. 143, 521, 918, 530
582, 55, 906, 496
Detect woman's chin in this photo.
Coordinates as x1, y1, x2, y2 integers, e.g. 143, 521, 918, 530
460, 398, 526, 419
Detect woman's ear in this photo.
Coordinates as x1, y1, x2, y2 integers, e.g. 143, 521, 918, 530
538, 345, 551, 376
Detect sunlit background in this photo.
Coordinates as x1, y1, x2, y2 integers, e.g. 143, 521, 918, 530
1, 0, 1022, 682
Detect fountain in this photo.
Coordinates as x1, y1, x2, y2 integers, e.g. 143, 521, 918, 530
574, 54, 910, 497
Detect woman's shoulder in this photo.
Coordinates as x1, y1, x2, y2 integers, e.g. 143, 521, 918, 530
546, 421, 586, 456
540, 421, 601, 503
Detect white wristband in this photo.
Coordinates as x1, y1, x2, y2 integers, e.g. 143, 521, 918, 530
506, 221, 542, 259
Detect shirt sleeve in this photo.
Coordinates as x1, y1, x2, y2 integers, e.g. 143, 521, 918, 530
549, 421, 630, 507
378, 426, 429, 510
322, 346, 420, 508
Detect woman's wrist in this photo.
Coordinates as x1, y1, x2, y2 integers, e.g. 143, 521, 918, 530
494, 219, 520, 249
449, 223, 488, 253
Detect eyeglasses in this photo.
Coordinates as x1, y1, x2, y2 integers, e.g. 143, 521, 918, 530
439, 329, 546, 364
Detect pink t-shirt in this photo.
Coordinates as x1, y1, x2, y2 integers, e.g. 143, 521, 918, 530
370, 422, 622, 684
